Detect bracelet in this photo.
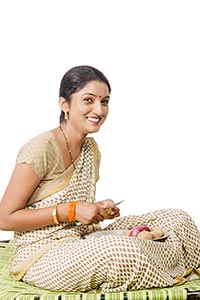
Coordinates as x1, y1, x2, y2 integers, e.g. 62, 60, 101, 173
68, 201, 76, 221
52, 204, 59, 225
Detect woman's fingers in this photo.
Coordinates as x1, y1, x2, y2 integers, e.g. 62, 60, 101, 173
95, 199, 114, 209
96, 212, 105, 222
105, 207, 120, 219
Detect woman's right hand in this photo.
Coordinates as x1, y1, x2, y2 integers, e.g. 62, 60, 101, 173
75, 202, 105, 225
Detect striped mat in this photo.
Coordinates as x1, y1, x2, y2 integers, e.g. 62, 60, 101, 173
0, 241, 200, 300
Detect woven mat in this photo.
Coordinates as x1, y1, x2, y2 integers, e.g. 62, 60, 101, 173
1, 241, 200, 300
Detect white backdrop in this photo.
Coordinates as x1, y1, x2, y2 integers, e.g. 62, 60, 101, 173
0, 0, 200, 240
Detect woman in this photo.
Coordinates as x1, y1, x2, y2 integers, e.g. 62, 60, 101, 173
0, 65, 199, 292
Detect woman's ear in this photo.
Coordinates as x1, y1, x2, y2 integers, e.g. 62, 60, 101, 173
58, 97, 69, 112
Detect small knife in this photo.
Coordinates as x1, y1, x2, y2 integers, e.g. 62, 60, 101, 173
106, 200, 125, 214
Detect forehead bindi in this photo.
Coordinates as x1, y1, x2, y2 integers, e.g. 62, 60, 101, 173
79, 82, 110, 99
82, 93, 104, 99
82, 92, 110, 101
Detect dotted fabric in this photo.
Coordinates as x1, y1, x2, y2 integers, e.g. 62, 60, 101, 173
3, 243, 200, 300
11, 134, 200, 292
14, 209, 200, 292
12, 135, 100, 267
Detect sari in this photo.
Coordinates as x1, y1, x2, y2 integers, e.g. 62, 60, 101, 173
10, 133, 200, 292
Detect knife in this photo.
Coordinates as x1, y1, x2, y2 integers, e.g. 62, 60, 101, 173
106, 200, 125, 214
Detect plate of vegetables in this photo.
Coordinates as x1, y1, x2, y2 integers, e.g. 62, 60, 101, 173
126, 224, 169, 241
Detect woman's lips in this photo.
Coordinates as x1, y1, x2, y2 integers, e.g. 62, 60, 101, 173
87, 116, 102, 125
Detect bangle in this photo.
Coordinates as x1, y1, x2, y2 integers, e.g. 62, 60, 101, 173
52, 204, 59, 225
68, 201, 76, 221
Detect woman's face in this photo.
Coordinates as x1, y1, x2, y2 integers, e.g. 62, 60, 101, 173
66, 80, 110, 136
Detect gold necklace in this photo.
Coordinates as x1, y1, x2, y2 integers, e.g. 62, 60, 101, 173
59, 125, 76, 171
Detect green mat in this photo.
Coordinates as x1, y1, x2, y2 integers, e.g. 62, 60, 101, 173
0, 241, 200, 300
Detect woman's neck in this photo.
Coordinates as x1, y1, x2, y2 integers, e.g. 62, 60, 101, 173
59, 121, 86, 148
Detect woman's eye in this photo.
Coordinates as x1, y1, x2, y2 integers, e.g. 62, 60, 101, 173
101, 99, 109, 105
84, 97, 93, 103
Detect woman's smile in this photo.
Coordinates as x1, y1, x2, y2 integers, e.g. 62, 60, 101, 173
86, 115, 102, 126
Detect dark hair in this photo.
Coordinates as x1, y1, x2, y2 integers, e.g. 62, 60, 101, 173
59, 65, 111, 123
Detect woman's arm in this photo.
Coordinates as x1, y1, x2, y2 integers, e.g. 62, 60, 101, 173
0, 163, 65, 231
0, 164, 119, 231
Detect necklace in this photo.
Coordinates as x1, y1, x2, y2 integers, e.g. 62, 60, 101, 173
59, 125, 81, 226
59, 125, 76, 171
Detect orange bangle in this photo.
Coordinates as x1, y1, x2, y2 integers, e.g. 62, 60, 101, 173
68, 201, 76, 221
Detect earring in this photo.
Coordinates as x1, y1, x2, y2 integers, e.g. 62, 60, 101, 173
64, 111, 68, 120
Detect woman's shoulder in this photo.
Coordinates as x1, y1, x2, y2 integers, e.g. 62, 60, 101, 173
16, 131, 62, 179
85, 137, 100, 158
16, 130, 60, 165
24, 130, 55, 144
19, 131, 57, 152
85, 136, 97, 145
85, 136, 99, 150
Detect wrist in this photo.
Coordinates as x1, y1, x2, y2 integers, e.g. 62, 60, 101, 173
52, 204, 59, 225
56, 203, 69, 222
56, 202, 77, 222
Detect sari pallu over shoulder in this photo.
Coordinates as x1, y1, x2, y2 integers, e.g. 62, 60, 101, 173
26, 137, 101, 206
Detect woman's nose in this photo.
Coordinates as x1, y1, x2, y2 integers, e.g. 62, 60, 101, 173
93, 102, 103, 115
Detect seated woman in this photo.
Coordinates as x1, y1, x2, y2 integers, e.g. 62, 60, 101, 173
0, 65, 199, 292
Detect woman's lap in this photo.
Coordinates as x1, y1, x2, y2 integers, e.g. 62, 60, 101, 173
23, 209, 200, 292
